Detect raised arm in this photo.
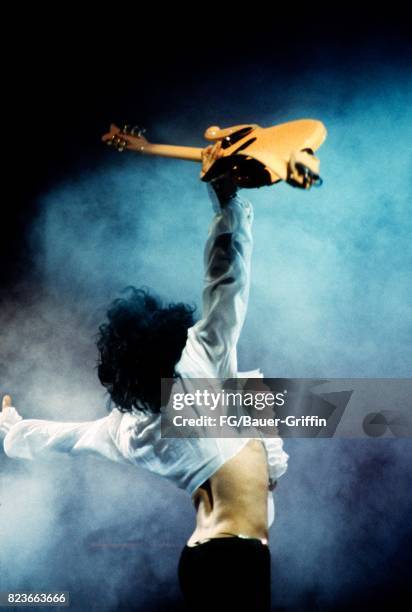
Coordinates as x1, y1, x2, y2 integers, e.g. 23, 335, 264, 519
177, 175, 254, 379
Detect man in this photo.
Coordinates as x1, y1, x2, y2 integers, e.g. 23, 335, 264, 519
0, 172, 288, 611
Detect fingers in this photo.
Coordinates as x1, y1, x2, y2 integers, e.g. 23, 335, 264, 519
2, 394, 12, 412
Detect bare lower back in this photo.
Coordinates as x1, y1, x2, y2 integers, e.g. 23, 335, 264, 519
188, 439, 269, 546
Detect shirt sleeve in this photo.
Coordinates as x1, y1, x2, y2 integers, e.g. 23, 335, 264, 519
261, 437, 289, 481
2, 409, 131, 465
181, 182, 254, 379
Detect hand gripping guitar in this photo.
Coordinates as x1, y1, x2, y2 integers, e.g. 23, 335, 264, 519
102, 119, 327, 189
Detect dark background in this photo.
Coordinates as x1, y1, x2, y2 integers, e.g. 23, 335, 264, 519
3, 13, 411, 288
1, 10, 412, 611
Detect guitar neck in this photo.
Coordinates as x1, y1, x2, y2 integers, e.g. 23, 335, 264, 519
128, 141, 203, 162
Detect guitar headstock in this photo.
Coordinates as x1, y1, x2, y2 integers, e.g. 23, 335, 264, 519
102, 123, 148, 152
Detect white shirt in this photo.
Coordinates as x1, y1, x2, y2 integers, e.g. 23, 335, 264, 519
0, 183, 288, 526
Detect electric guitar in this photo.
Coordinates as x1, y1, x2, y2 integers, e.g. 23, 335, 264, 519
102, 119, 327, 189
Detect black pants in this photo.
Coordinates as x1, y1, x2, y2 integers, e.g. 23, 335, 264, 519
178, 536, 271, 612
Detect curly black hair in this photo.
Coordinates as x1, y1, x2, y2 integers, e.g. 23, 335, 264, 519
97, 286, 196, 413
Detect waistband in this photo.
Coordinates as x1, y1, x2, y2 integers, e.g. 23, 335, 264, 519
187, 533, 269, 548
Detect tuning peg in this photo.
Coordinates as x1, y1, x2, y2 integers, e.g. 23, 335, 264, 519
131, 125, 146, 136
116, 137, 127, 152
122, 124, 131, 134
105, 134, 128, 152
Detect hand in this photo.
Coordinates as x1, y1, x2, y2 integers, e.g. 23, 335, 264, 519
0, 395, 23, 440
2, 394, 12, 412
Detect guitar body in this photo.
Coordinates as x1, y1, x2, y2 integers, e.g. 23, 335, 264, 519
200, 120, 327, 187
102, 118, 327, 189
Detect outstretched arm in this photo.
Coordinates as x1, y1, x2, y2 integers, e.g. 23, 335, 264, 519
0, 394, 131, 464
177, 175, 254, 379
